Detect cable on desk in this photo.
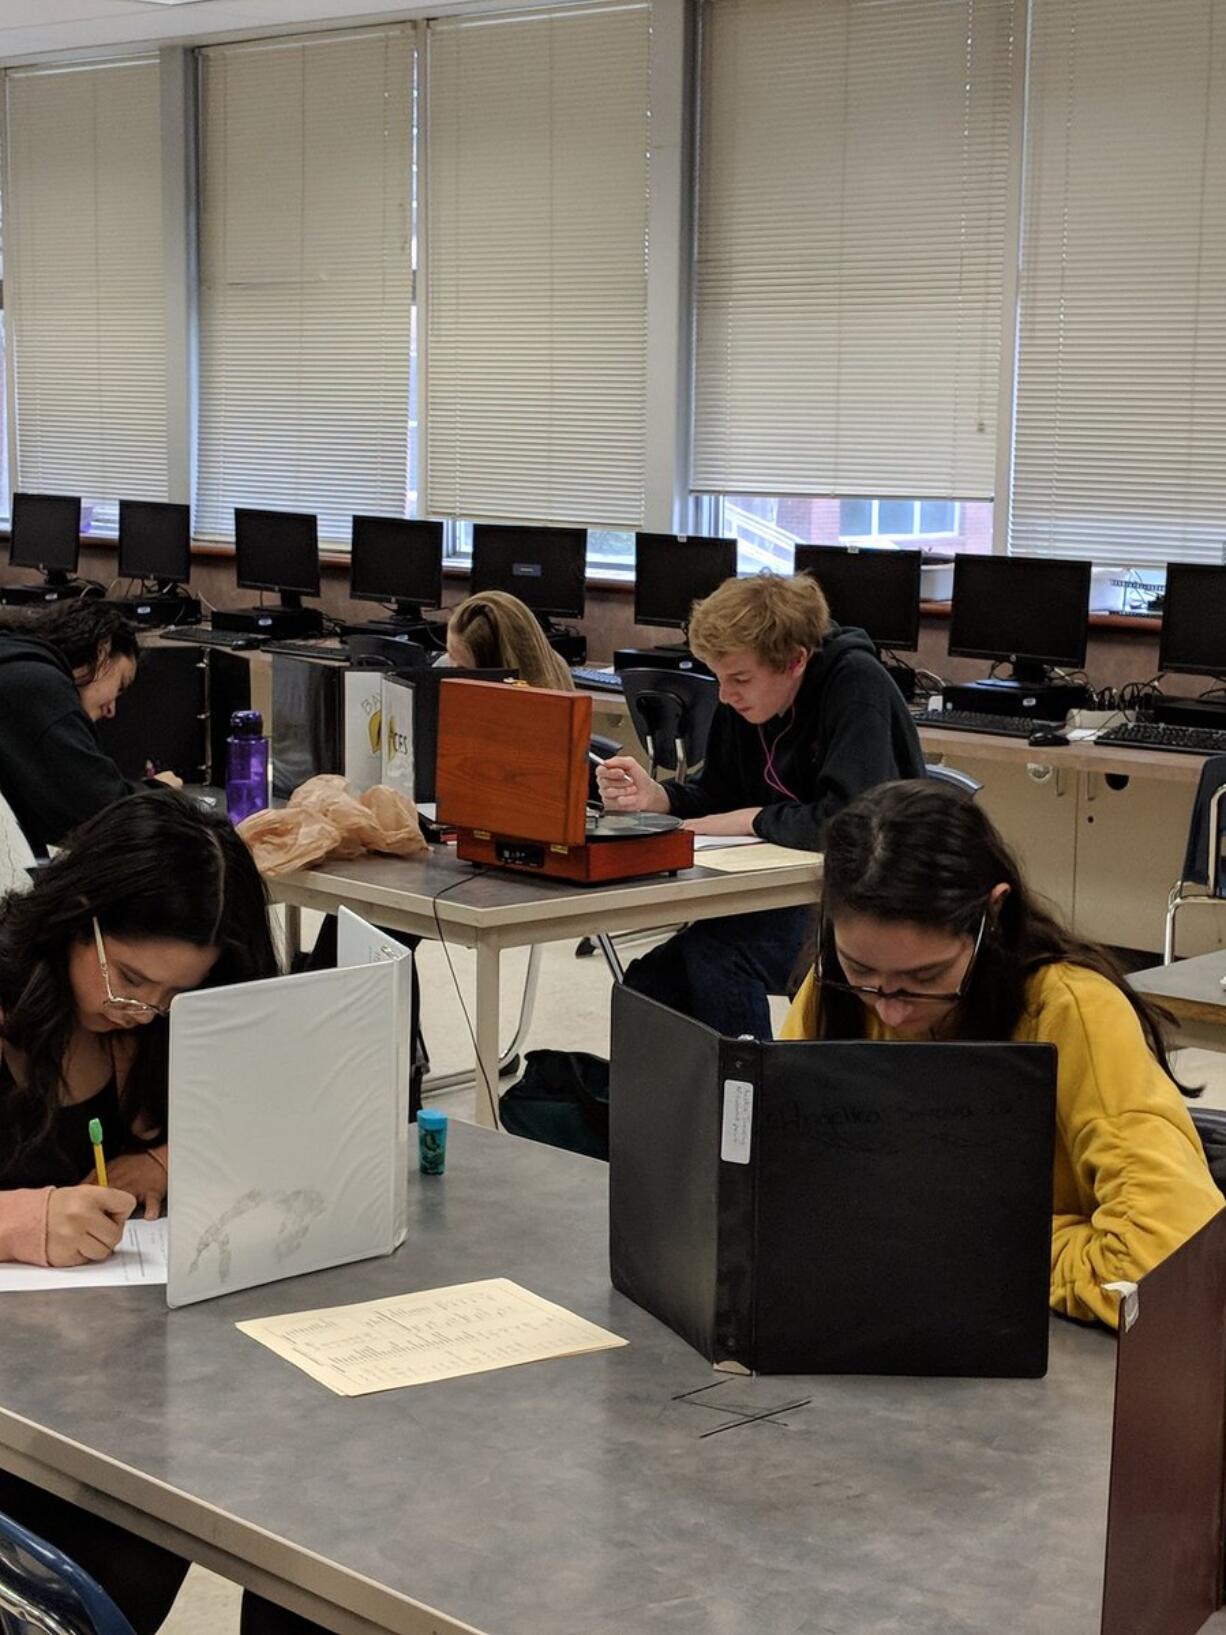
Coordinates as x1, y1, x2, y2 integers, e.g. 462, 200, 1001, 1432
429, 868, 501, 1129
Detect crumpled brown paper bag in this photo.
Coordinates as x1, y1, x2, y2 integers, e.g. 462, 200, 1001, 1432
238, 775, 429, 875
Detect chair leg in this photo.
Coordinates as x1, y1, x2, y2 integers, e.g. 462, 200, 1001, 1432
597, 933, 625, 984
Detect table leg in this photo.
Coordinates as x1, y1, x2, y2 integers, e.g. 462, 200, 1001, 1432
473, 938, 502, 1130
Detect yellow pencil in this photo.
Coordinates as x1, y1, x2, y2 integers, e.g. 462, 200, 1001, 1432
88, 1117, 108, 1187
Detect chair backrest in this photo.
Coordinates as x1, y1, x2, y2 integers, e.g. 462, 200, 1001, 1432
619, 669, 719, 782
925, 762, 983, 799
0, 787, 36, 897
0, 1509, 136, 1635
1179, 753, 1226, 892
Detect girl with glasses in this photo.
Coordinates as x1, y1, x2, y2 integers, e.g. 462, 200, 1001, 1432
782, 778, 1223, 1328
0, 789, 335, 1635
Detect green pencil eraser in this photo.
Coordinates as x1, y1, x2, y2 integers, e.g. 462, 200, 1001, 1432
88, 1118, 103, 1145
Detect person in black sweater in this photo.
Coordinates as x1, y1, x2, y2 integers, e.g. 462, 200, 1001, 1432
595, 572, 925, 1038
0, 601, 180, 853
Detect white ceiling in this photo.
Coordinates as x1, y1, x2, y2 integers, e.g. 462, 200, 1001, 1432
0, 0, 481, 63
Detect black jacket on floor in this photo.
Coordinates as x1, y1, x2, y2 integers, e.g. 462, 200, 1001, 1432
665, 625, 926, 850
0, 634, 139, 853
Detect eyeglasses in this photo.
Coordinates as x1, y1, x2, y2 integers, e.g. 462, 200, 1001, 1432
92, 917, 171, 1019
816, 911, 988, 1006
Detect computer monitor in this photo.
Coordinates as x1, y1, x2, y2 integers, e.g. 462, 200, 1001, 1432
234, 508, 321, 609
794, 545, 922, 652
350, 516, 443, 623
118, 500, 192, 586
1158, 563, 1226, 677
9, 493, 82, 584
470, 524, 586, 621
633, 533, 738, 631
947, 555, 1092, 684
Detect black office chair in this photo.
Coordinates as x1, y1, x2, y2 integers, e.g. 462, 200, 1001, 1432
619, 669, 720, 783
1164, 754, 1226, 962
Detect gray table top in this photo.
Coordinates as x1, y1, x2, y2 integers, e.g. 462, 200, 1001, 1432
0, 1125, 1118, 1635
1131, 948, 1226, 1014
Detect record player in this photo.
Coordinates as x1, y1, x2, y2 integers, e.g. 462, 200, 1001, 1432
435, 680, 695, 884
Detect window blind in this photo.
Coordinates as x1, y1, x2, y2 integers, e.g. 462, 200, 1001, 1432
1009, 0, 1226, 567
691, 0, 1016, 501
197, 28, 414, 544
425, 4, 651, 528
5, 59, 167, 508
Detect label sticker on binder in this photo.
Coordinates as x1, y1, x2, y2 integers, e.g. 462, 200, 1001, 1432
720, 1079, 754, 1165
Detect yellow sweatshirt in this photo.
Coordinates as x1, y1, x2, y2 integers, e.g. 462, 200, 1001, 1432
781, 961, 1223, 1328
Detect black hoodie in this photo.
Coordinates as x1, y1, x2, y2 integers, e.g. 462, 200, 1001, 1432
665, 624, 926, 850
0, 634, 139, 854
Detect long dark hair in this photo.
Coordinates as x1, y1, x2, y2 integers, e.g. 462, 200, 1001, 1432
0, 789, 278, 1167
812, 779, 1193, 1091
0, 599, 140, 680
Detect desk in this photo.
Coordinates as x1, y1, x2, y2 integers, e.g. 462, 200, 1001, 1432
1131, 948, 1226, 1048
268, 845, 822, 1125
0, 1124, 1127, 1635
919, 728, 1224, 954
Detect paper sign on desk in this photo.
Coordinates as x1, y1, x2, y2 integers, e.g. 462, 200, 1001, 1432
236, 1277, 627, 1397
0, 1218, 167, 1293
691, 834, 761, 851
697, 843, 820, 873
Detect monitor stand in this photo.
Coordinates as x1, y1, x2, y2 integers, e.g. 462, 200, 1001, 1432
213, 594, 323, 638
340, 602, 446, 648
942, 672, 1088, 719
536, 616, 586, 667
110, 581, 202, 628
0, 570, 93, 607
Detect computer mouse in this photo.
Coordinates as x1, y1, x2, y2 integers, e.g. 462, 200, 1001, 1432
1028, 729, 1070, 747
230, 637, 260, 650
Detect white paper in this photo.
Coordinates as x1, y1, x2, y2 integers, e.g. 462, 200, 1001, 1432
236, 1278, 627, 1397
692, 834, 762, 851
343, 671, 385, 789
720, 1079, 754, 1164
381, 674, 417, 801
0, 1218, 168, 1292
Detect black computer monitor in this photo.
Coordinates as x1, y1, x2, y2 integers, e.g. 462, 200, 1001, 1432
118, 500, 191, 586
350, 516, 443, 622
470, 524, 586, 621
1159, 563, 1226, 677
947, 555, 1091, 684
794, 545, 922, 652
633, 533, 737, 631
234, 508, 321, 609
9, 493, 82, 584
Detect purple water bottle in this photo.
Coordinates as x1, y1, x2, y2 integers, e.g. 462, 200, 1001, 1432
225, 710, 270, 825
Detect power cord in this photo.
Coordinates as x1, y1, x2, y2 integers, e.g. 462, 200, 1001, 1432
428, 867, 502, 1129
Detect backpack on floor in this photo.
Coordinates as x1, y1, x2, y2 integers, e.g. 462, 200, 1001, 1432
499, 1049, 610, 1161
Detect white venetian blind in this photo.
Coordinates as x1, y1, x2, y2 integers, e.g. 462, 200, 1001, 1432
197, 28, 414, 544
1009, 0, 1226, 566
5, 59, 167, 505
692, 0, 1016, 500
425, 4, 651, 527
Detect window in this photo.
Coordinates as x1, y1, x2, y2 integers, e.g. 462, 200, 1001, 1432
5, 58, 167, 534
197, 28, 415, 545
1009, 0, 1226, 567
425, 4, 652, 530
692, 0, 1016, 504
717, 496, 992, 574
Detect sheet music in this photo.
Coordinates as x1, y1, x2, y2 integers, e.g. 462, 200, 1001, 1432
237, 1277, 627, 1397
0, 1218, 168, 1292
697, 842, 821, 873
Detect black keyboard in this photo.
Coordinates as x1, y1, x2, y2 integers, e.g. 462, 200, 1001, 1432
264, 640, 351, 662
912, 708, 1065, 739
1095, 721, 1226, 755
572, 667, 625, 693
160, 628, 267, 650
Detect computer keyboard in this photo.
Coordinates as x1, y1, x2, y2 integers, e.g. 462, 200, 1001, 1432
264, 640, 350, 662
911, 708, 1065, 739
572, 666, 625, 693
160, 628, 267, 650
1095, 720, 1226, 755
